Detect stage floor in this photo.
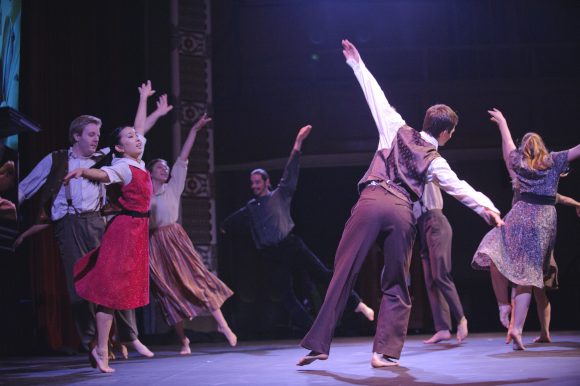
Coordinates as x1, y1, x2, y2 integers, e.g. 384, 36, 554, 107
2, 332, 580, 386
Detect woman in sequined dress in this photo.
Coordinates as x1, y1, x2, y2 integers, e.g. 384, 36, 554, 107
472, 108, 580, 350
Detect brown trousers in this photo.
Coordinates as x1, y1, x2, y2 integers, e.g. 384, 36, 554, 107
301, 185, 416, 359
417, 209, 464, 331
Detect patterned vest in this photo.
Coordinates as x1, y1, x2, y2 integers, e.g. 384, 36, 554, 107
358, 125, 440, 202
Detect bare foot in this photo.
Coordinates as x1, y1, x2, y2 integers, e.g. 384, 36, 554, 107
533, 334, 551, 343
498, 303, 511, 329
354, 302, 375, 321
456, 317, 468, 342
179, 337, 191, 355
505, 329, 512, 344
112, 341, 128, 359
510, 330, 525, 351
217, 325, 237, 347
370, 352, 399, 368
423, 330, 451, 344
129, 339, 154, 358
297, 351, 329, 366
91, 347, 115, 373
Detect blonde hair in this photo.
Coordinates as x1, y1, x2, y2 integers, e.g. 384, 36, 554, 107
68, 115, 101, 144
519, 132, 553, 171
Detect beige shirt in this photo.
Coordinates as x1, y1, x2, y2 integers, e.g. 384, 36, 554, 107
149, 158, 188, 229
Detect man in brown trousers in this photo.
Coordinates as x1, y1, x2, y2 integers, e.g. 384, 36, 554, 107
297, 40, 503, 368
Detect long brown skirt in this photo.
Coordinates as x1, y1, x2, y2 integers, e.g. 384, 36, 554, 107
149, 223, 233, 326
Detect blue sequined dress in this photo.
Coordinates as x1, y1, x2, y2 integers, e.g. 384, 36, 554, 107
472, 150, 569, 288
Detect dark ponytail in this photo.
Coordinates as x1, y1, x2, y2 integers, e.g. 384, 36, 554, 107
90, 126, 129, 169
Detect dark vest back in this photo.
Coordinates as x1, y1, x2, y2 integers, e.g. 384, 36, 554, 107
358, 125, 440, 202
37, 150, 69, 223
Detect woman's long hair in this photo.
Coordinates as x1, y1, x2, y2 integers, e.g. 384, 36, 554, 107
519, 132, 553, 171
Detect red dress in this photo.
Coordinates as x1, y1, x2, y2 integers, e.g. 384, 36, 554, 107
74, 165, 152, 310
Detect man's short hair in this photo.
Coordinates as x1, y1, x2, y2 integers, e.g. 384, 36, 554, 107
250, 168, 269, 181
422, 104, 458, 139
68, 115, 101, 144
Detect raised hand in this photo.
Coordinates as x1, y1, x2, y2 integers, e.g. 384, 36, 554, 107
138, 80, 156, 99
155, 94, 173, 117
294, 124, 313, 152
342, 39, 361, 63
193, 113, 212, 132
488, 108, 507, 128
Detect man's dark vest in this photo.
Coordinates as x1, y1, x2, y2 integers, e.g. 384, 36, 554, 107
358, 125, 440, 202
36, 150, 106, 223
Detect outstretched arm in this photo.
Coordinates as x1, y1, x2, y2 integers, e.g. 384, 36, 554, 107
13, 224, 50, 250
342, 39, 405, 150
178, 114, 212, 161
293, 124, 312, 152
556, 193, 580, 217
488, 108, 517, 180
134, 80, 156, 136
278, 125, 312, 194
143, 94, 173, 136
567, 143, 580, 162
430, 157, 504, 227
63, 168, 110, 185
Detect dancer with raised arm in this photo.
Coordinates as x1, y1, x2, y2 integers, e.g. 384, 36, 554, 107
64, 81, 155, 372
473, 108, 580, 350
147, 113, 237, 354
16, 93, 171, 358
297, 40, 503, 368
221, 125, 374, 333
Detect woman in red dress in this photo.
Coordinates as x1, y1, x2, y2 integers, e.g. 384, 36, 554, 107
65, 81, 155, 373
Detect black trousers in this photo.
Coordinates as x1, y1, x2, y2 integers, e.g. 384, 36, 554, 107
417, 209, 465, 331
261, 233, 361, 331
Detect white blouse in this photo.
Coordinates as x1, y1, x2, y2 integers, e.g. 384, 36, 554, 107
149, 158, 188, 229
101, 133, 147, 186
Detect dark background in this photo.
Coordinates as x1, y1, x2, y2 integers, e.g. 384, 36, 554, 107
1, 0, 579, 354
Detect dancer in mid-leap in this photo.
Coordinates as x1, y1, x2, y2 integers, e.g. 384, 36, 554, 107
297, 40, 502, 368
473, 108, 580, 350
147, 113, 237, 354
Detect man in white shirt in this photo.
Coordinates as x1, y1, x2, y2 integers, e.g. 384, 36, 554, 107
19, 97, 170, 355
297, 40, 503, 368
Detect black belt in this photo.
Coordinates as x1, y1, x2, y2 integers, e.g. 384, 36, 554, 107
67, 211, 102, 218
518, 192, 556, 206
120, 209, 150, 218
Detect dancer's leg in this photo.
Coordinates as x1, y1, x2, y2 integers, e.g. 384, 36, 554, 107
92, 307, 115, 373
174, 320, 191, 354
510, 285, 532, 350
210, 309, 237, 346
533, 287, 552, 343
490, 262, 511, 328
